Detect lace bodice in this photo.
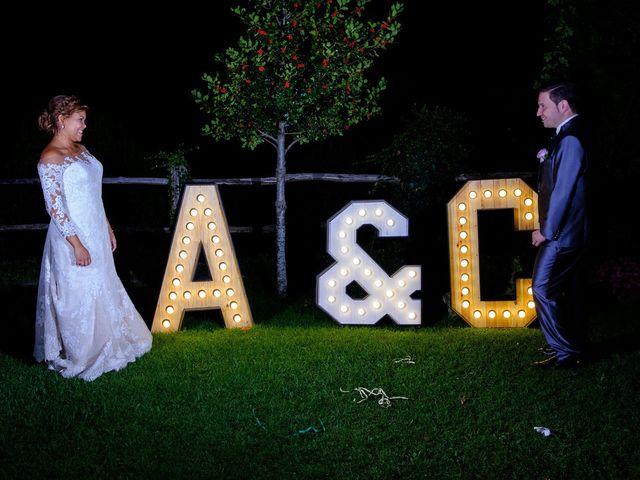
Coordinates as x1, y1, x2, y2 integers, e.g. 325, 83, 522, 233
37, 151, 102, 238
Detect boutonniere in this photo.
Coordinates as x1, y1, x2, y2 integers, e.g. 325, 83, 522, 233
537, 148, 549, 163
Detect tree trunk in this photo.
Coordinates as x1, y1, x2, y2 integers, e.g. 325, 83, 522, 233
275, 122, 288, 297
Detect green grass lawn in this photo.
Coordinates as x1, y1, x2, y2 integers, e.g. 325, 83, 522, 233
1, 298, 639, 479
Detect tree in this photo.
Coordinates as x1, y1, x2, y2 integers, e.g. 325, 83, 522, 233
193, 0, 403, 296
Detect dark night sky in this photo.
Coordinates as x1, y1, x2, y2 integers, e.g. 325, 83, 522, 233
6, 1, 545, 177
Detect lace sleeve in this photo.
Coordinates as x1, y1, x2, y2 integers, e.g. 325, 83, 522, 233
37, 162, 80, 238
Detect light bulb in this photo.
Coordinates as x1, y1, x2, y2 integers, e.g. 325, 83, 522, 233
408, 312, 417, 320
223, 275, 231, 284
528, 301, 535, 309
503, 310, 511, 318
198, 290, 206, 298
204, 208, 213, 216
182, 236, 191, 244
233, 314, 242, 323
408, 270, 417, 278
340, 305, 349, 313
459, 217, 467, 225
169, 292, 177, 300
461, 287, 470, 295
459, 231, 468, 240
212, 235, 220, 244
498, 189, 507, 198
196, 194, 205, 203
340, 246, 349, 254
460, 259, 469, 267
364, 268, 372, 276
357, 308, 366, 316
373, 301, 381, 309
469, 191, 477, 199
162, 319, 171, 328
338, 231, 347, 239
397, 301, 406, 309
473, 310, 481, 319
172, 278, 181, 287
525, 212, 533, 220
340, 268, 349, 277
226, 288, 235, 296
483, 190, 492, 198
328, 280, 336, 288
219, 262, 227, 271
208, 222, 216, 230
461, 273, 469, 282
374, 279, 383, 288
352, 257, 361, 265
345, 216, 353, 225
385, 290, 394, 298
518, 310, 526, 318
514, 188, 522, 197
215, 249, 224, 257
358, 208, 366, 217
386, 219, 395, 227
166, 306, 174, 314
458, 202, 466, 211
488, 310, 496, 318
176, 264, 184, 273
213, 289, 221, 298
179, 250, 188, 259
398, 280, 406, 287
183, 291, 192, 300
190, 208, 198, 216
186, 222, 194, 231
328, 295, 336, 303
230, 301, 238, 309
374, 208, 383, 216
462, 300, 470, 308
524, 198, 533, 206
527, 287, 533, 295
460, 245, 468, 254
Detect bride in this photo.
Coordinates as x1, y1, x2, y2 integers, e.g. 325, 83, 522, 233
35, 95, 152, 381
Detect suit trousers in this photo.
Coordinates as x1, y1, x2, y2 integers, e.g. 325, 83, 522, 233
532, 241, 588, 360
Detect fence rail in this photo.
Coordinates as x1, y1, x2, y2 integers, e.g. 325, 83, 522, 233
0, 173, 397, 233
0, 173, 400, 186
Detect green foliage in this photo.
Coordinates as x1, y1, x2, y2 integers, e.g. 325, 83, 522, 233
369, 105, 471, 215
147, 144, 197, 222
536, 0, 576, 88
1, 299, 640, 478
193, 0, 404, 150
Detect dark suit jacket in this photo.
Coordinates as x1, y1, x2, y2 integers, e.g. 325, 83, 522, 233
537, 116, 590, 247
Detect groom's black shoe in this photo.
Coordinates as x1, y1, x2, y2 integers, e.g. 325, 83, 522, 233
533, 354, 582, 369
533, 355, 559, 368
537, 347, 556, 356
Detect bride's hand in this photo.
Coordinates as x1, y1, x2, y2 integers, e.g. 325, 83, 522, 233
108, 226, 117, 252
74, 244, 91, 266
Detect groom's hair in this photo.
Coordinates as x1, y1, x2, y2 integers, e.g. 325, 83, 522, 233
540, 82, 579, 113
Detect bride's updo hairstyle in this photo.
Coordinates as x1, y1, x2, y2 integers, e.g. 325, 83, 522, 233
37, 95, 88, 135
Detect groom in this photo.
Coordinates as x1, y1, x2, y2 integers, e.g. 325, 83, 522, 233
531, 82, 591, 369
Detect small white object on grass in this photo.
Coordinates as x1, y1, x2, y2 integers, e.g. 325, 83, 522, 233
534, 426, 555, 437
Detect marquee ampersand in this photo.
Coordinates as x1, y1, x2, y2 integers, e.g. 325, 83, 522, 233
317, 200, 421, 325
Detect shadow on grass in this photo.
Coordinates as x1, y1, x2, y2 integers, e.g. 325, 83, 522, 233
1, 285, 37, 364
588, 299, 640, 361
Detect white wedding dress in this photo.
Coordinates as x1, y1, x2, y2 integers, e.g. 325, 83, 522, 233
35, 150, 152, 381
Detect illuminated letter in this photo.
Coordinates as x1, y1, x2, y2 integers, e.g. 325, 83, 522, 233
447, 178, 538, 327
317, 201, 421, 325
152, 185, 253, 332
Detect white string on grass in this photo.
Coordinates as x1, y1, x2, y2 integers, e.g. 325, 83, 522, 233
340, 387, 408, 408
393, 355, 415, 364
